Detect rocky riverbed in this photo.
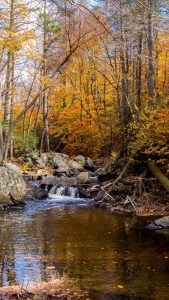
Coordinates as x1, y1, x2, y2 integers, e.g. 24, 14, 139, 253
1, 150, 169, 229
0, 151, 101, 207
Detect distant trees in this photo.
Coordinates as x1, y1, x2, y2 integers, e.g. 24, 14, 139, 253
0, 0, 34, 160
0, 0, 168, 160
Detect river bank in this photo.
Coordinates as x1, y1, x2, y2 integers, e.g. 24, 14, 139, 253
93, 157, 169, 218
0, 279, 89, 299
94, 178, 169, 217
1, 150, 169, 219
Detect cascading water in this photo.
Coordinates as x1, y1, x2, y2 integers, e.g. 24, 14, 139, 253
48, 185, 80, 199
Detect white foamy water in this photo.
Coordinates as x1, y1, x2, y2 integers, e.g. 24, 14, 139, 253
48, 185, 80, 199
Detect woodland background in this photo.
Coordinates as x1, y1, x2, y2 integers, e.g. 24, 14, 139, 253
0, 0, 168, 164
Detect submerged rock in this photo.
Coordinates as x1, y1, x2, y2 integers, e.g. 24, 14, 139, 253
147, 216, 169, 230
25, 187, 48, 201
0, 166, 26, 206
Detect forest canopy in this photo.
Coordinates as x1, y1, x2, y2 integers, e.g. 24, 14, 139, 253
0, 0, 168, 160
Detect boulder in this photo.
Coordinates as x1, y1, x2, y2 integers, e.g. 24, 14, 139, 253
147, 216, 169, 230
40, 153, 48, 164
50, 153, 70, 174
75, 155, 85, 168
69, 160, 84, 172
154, 216, 169, 229
28, 151, 40, 162
36, 158, 46, 169
50, 153, 85, 176
24, 156, 33, 167
95, 163, 112, 177
25, 187, 48, 201
6, 163, 20, 173
23, 150, 40, 166
76, 172, 90, 184
85, 157, 94, 170
0, 166, 26, 206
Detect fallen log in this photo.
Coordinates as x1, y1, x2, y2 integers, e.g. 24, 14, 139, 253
103, 158, 134, 191
148, 160, 169, 191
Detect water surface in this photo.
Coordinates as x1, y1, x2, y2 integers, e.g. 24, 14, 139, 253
0, 197, 169, 299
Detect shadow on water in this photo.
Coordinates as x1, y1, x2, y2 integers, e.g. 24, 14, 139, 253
0, 197, 169, 299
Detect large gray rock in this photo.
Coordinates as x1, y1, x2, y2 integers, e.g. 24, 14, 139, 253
23, 150, 40, 166
28, 151, 39, 162
24, 156, 33, 167
6, 163, 20, 173
155, 216, 169, 228
69, 160, 84, 172
76, 172, 90, 184
40, 153, 48, 164
36, 158, 46, 169
50, 153, 85, 176
50, 153, 70, 174
0, 166, 26, 206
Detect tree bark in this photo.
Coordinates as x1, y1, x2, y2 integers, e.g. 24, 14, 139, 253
136, 33, 143, 109
41, 0, 50, 152
147, 0, 156, 106
148, 160, 169, 191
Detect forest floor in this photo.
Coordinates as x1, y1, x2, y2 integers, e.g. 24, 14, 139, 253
94, 185, 169, 217
0, 279, 89, 300
93, 158, 169, 218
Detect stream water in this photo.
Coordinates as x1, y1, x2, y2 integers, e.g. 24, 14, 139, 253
0, 193, 169, 299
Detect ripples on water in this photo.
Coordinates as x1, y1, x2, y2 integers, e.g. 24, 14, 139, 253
0, 196, 169, 299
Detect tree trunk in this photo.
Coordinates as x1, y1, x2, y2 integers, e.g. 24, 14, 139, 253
148, 160, 169, 191
41, 0, 50, 152
147, 0, 156, 106
3, 0, 14, 161
136, 33, 143, 109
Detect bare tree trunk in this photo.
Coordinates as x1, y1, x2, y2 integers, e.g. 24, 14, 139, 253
136, 33, 143, 109
0, 121, 4, 163
33, 97, 41, 136
41, 0, 50, 152
147, 0, 156, 106
9, 53, 15, 159
42, 91, 50, 152
119, 4, 131, 126
4, 0, 14, 161
4, 51, 11, 145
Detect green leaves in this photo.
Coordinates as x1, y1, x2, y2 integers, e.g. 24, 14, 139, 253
13, 133, 39, 149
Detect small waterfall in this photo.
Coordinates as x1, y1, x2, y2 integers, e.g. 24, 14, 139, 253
49, 185, 80, 199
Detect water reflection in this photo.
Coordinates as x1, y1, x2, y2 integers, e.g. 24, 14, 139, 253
0, 199, 169, 299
